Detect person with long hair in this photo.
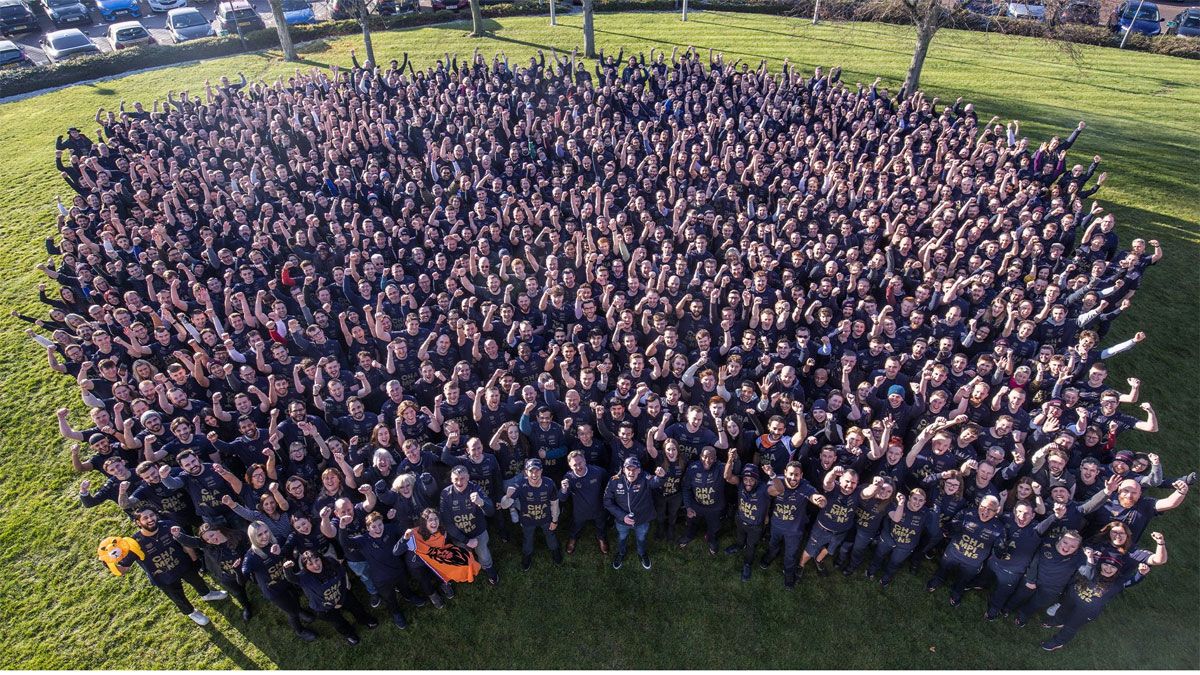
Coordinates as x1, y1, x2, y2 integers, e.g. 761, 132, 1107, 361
401, 508, 473, 608
283, 549, 377, 645
242, 521, 318, 641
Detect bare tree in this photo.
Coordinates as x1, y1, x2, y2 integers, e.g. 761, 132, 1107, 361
583, 0, 596, 58
881, 0, 956, 95
266, 0, 297, 61
355, 0, 375, 65
469, 0, 484, 36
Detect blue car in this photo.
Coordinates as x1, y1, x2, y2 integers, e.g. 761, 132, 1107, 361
280, 0, 313, 23
95, 0, 140, 20
1108, 0, 1164, 36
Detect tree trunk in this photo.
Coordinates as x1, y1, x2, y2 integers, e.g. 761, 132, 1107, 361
904, 16, 938, 96
469, 0, 484, 36
266, 0, 296, 61
583, 0, 595, 58
356, 0, 375, 65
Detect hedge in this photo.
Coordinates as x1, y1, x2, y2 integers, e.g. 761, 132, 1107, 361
1, 0, 1197, 98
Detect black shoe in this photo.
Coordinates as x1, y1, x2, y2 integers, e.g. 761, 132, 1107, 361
298, 610, 315, 624
795, 566, 805, 581
949, 594, 962, 607
1040, 640, 1064, 652
724, 544, 741, 555
392, 613, 408, 629
405, 594, 427, 608
296, 628, 318, 642
486, 568, 499, 586
640, 554, 652, 570
879, 574, 893, 588
345, 634, 361, 646
241, 606, 253, 623
1014, 616, 1028, 628
741, 563, 751, 582
440, 583, 455, 600
926, 579, 941, 593
985, 609, 1000, 621
784, 574, 796, 590
815, 561, 829, 577
369, 594, 381, 608
612, 554, 624, 570
759, 554, 774, 570
521, 556, 532, 572
842, 566, 854, 577
1042, 621, 1064, 630
708, 544, 718, 556
677, 536, 693, 549
364, 617, 379, 630
552, 549, 564, 565
430, 593, 445, 610
865, 569, 877, 580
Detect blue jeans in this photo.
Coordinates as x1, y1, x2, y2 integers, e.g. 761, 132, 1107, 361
615, 521, 651, 557
346, 559, 378, 595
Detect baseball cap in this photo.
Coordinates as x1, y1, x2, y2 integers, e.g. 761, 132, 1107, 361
1113, 450, 1134, 465
622, 457, 641, 470
742, 464, 760, 479
525, 458, 543, 471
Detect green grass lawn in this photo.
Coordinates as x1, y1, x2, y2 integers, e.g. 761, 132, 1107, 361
0, 11, 1197, 669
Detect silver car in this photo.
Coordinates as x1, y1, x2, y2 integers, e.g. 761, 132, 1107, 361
41, 27, 102, 60
166, 6, 211, 40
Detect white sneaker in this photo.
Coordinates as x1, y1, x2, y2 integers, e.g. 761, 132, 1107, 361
188, 610, 210, 626
1046, 603, 1061, 617
200, 590, 229, 602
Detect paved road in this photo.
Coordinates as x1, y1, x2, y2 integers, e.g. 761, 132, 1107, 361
7, 0, 334, 65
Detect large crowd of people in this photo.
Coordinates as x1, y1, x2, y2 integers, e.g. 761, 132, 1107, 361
20, 44, 1195, 653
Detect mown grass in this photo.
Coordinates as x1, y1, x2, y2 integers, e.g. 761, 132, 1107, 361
0, 11, 1197, 669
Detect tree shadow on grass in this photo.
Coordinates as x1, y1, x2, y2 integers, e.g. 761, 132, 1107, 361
684, 12, 1198, 103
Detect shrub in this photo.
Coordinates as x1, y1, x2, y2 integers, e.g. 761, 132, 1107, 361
1, 0, 1196, 98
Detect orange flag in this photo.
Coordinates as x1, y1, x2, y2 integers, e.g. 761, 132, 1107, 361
408, 530, 481, 583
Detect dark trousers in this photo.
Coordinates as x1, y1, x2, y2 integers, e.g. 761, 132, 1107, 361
159, 568, 212, 615
569, 511, 607, 541
931, 554, 986, 597
404, 552, 441, 597
765, 527, 803, 573
734, 522, 764, 566
1009, 583, 1068, 621
374, 572, 413, 617
986, 563, 1025, 613
265, 588, 309, 633
685, 508, 722, 545
314, 593, 373, 639
868, 540, 917, 579
843, 527, 878, 570
522, 521, 560, 557
1049, 595, 1106, 645
656, 492, 683, 539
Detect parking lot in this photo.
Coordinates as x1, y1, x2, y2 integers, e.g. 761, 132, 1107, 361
3, 0, 1196, 67
5, 0, 335, 65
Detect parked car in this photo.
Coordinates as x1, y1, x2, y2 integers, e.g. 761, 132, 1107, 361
95, 0, 140, 20
1108, 0, 1163, 36
1056, 0, 1098, 25
366, 0, 396, 14
213, 0, 262, 32
147, 0, 185, 12
41, 0, 92, 26
0, 0, 38, 35
166, 5, 210, 39
41, 27, 101, 60
1168, 7, 1200, 37
0, 37, 29, 65
961, 0, 1002, 16
106, 18, 152, 46
1005, 0, 1044, 20
280, 0, 313, 23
